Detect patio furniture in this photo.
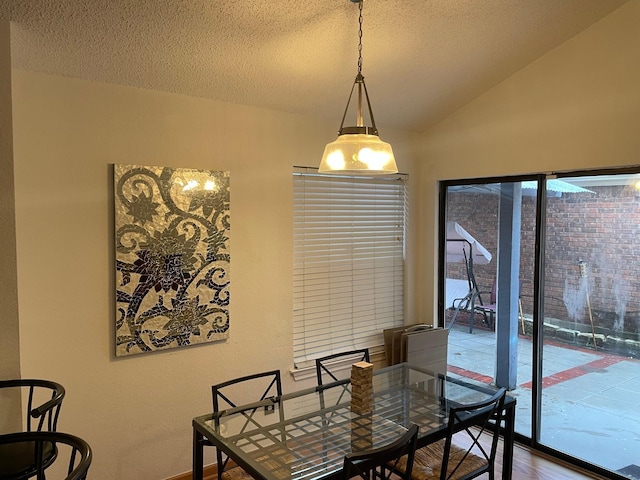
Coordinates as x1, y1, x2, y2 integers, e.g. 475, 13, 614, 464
474, 278, 497, 330
445, 222, 492, 333
0, 379, 65, 480
0, 432, 92, 480
343, 423, 419, 480
474, 279, 526, 334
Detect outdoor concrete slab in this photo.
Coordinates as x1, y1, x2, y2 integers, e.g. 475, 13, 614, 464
446, 325, 640, 478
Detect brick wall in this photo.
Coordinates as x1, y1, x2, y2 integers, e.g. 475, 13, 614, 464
446, 185, 640, 334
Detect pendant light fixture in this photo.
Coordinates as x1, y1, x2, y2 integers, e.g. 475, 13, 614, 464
319, 0, 398, 175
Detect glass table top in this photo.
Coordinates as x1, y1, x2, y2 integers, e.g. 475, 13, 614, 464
193, 364, 507, 480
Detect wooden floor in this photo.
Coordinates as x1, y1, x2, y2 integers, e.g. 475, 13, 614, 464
496, 442, 606, 480
190, 443, 608, 480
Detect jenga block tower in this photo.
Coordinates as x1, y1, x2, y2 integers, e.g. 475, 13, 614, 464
350, 361, 374, 415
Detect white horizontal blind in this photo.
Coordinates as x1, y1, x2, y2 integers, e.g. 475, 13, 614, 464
293, 167, 407, 366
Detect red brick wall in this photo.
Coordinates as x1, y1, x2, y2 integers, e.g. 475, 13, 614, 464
446, 185, 640, 334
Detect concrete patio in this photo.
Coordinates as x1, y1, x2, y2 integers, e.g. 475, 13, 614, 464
447, 325, 640, 478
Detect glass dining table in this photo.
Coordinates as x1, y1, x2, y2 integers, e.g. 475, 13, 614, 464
192, 363, 516, 480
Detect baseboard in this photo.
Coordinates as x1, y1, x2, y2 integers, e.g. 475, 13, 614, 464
165, 463, 218, 480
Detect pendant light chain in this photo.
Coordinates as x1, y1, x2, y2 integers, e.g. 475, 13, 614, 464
357, 0, 363, 75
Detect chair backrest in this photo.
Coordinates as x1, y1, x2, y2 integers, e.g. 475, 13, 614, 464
211, 370, 283, 480
343, 424, 419, 480
212, 370, 282, 412
0, 379, 65, 433
440, 387, 507, 480
315, 349, 370, 386
0, 431, 92, 480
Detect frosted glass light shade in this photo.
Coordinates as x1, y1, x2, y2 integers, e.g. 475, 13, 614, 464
318, 134, 398, 175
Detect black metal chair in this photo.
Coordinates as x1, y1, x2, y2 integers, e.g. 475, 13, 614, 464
0, 432, 91, 480
315, 349, 371, 410
0, 379, 65, 480
395, 387, 507, 480
315, 349, 371, 387
211, 370, 283, 480
343, 424, 419, 480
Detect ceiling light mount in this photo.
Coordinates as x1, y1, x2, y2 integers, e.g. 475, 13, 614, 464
318, 0, 398, 175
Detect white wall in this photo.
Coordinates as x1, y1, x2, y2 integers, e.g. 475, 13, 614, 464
8, 68, 419, 478
417, 0, 640, 321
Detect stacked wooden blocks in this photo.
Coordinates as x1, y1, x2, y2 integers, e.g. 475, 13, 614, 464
350, 361, 374, 452
350, 361, 374, 415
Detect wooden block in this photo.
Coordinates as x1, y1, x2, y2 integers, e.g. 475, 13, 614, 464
351, 362, 373, 379
351, 402, 372, 415
352, 361, 374, 371
351, 361, 373, 415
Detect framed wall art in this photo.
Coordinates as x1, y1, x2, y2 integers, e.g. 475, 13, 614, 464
114, 164, 230, 356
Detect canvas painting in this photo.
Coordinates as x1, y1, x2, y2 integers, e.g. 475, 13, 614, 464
114, 164, 230, 356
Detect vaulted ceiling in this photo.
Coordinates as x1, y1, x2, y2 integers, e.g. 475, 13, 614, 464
0, 1, 628, 133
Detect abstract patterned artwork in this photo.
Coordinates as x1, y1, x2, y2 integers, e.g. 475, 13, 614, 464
114, 164, 230, 356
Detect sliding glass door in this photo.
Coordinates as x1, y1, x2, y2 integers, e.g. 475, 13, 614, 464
539, 173, 640, 478
440, 170, 640, 479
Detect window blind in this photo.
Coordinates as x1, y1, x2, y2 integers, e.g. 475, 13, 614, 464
293, 167, 407, 366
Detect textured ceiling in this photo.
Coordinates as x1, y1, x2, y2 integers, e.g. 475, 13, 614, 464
0, 0, 629, 133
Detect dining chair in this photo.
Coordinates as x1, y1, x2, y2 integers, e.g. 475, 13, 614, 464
316, 349, 371, 413
394, 387, 507, 480
0, 432, 92, 480
211, 370, 283, 480
0, 379, 66, 480
343, 423, 419, 480
315, 349, 371, 387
